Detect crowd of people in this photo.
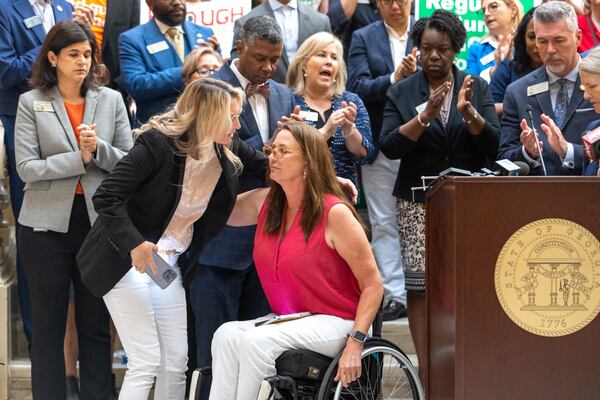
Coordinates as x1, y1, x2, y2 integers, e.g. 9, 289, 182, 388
1, 0, 600, 399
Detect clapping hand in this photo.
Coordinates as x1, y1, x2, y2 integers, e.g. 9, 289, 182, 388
540, 114, 568, 159
196, 35, 220, 51
393, 47, 418, 82
494, 33, 514, 64
519, 119, 543, 159
73, 4, 94, 26
420, 81, 451, 123
277, 105, 304, 132
457, 75, 474, 117
339, 101, 357, 136
78, 123, 97, 165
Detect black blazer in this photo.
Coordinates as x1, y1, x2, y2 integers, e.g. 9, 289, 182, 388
77, 130, 267, 297
103, 0, 140, 89
379, 67, 501, 202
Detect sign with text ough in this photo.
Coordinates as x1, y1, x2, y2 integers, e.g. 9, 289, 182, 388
415, 0, 539, 70
141, 0, 252, 59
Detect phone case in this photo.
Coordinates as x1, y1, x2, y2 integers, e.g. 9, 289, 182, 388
146, 251, 177, 289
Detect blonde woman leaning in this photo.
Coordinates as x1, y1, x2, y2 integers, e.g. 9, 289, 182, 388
77, 78, 268, 400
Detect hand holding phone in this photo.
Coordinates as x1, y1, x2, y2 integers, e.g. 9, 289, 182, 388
146, 251, 177, 289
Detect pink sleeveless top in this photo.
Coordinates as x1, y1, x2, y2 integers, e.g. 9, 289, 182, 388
254, 194, 361, 320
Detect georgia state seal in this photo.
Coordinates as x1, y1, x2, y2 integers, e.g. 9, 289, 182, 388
495, 219, 600, 337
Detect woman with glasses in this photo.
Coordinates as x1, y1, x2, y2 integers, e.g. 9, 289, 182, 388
77, 78, 268, 399
380, 10, 501, 384
467, 0, 524, 82
209, 122, 383, 400
182, 47, 223, 86
286, 32, 376, 186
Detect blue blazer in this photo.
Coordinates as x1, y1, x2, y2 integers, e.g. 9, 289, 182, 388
466, 40, 495, 77
0, 0, 73, 117
197, 61, 295, 270
347, 19, 414, 146
119, 18, 215, 125
499, 66, 597, 175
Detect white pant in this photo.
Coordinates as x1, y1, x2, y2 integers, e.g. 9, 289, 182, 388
361, 152, 406, 304
103, 266, 188, 400
209, 314, 354, 400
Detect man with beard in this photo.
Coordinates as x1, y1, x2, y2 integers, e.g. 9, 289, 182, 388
499, 1, 596, 175
119, 0, 219, 125
188, 14, 295, 400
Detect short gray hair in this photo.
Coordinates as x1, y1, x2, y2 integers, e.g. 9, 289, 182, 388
533, 1, 578, 32
580, 47, 600, 75
239, 15, 283, 47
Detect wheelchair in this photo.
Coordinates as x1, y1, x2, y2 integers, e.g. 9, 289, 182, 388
190, 311, 424, 400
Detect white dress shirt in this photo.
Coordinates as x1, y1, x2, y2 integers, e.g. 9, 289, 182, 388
385, 22, 409, 84
29, 0, 55, 33
269, 0, 300, 63
231, 59, 270, 143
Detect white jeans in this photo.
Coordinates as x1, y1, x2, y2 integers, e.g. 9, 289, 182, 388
209, 314, 354, 400
361, 152, 406, 304
103, 266, 188, 400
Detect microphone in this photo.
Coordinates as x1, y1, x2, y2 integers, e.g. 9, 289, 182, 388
582, 127, 600, 161
494, 159, 529, 176
525, 105, 547, 176
514, 161, 530, 176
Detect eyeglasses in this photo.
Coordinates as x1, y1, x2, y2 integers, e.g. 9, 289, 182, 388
263, 145, 296, 160
230, 110, 243, 122
380, 0, 407, 6
194, 66, 219, 77
477, 1, 501, 16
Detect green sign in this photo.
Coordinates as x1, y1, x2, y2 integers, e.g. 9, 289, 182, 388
415, 0, 538, 70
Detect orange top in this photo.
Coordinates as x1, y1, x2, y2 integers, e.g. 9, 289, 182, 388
69, 0, 107, 50
64, 101, 86, 195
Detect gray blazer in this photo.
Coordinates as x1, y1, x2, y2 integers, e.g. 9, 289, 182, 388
231, 2, 332, 83
15, 86, 133, 232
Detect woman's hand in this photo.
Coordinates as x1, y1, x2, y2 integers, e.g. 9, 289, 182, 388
457, 75, 475, 117
494, 33, 514, 64
340, 101, 357, 137
421, 81, 451, 123
320, 108, 347, 139
335, 339, 363, 388
130, 241, 159, 276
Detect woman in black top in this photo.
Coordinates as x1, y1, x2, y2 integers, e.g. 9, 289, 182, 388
379, 10, 501, 384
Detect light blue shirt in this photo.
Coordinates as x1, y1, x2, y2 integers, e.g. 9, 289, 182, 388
269, 0, 299, 63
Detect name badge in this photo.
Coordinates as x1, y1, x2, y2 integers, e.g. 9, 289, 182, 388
24, 15, 43, 29
299, 110, 318, 122
33, 101, 54, 112
196, 32, 205, 43
415, 101, 427, 114
146, 41, 169, 55
527, 81, 549, 96
480, 52, 495, 66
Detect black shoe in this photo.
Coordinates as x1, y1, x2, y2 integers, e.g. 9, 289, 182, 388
382, 300, 407, 321
66, 376, 80, 400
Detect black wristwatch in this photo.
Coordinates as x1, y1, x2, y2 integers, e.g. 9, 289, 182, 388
349, 330, 368, 344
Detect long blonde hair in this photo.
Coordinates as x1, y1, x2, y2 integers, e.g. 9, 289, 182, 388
286, 32, 347, 97
134, 79, 245, 172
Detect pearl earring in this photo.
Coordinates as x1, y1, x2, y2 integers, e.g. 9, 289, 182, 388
51, 63, 57, 68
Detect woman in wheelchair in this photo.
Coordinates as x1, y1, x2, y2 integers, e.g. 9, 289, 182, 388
209, 122, 384, 400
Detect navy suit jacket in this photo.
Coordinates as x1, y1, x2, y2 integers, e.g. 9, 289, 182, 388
119, 18, 215, 125
499, 66, 597, 175
0, 0, 73, 117
347, 19, 414, 146
198, 61, 295, 270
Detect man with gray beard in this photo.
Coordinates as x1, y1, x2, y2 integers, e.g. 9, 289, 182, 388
498, 1, 596, 175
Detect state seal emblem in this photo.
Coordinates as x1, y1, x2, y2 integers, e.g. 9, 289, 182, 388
495, 219, 600, 337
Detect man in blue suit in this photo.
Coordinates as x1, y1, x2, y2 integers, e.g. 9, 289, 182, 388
347, 0, 415, 320
0, 0, 74, 347
119, 0, 218, 125
499, 1, 597, 175
188, 15, 295, 399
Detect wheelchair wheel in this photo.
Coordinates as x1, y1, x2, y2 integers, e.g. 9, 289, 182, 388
316, 338, 424, 400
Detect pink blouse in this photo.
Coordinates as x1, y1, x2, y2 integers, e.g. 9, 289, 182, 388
253, 194, 361, 320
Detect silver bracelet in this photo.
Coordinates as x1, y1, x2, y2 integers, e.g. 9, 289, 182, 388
463, 110, 479, 125
343, 123, 358, 138
417, 112, 430, 128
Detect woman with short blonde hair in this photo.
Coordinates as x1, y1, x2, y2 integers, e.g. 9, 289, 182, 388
285, 32, 375, 186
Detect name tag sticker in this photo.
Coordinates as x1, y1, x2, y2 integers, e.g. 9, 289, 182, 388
24, 15, 43, 29
299, 110, 318, 122
480, 52, 495, 66
527, 81, 549, 96
146, 41, 169, 55
415, 101, 427, 114
33, 101, 54, 112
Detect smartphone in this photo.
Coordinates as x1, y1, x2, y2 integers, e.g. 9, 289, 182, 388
145, 251, 178, 289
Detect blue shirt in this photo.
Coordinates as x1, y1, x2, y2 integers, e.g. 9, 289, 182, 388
466, 38, 496, 82
489, 60, 524, 103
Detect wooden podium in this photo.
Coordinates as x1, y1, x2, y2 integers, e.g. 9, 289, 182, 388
425, 177, 600, 400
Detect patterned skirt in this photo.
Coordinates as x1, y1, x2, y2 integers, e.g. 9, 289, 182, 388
396, 198, 426, 292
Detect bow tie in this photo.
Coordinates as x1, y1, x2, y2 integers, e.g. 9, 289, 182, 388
245, 82, 270, 98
